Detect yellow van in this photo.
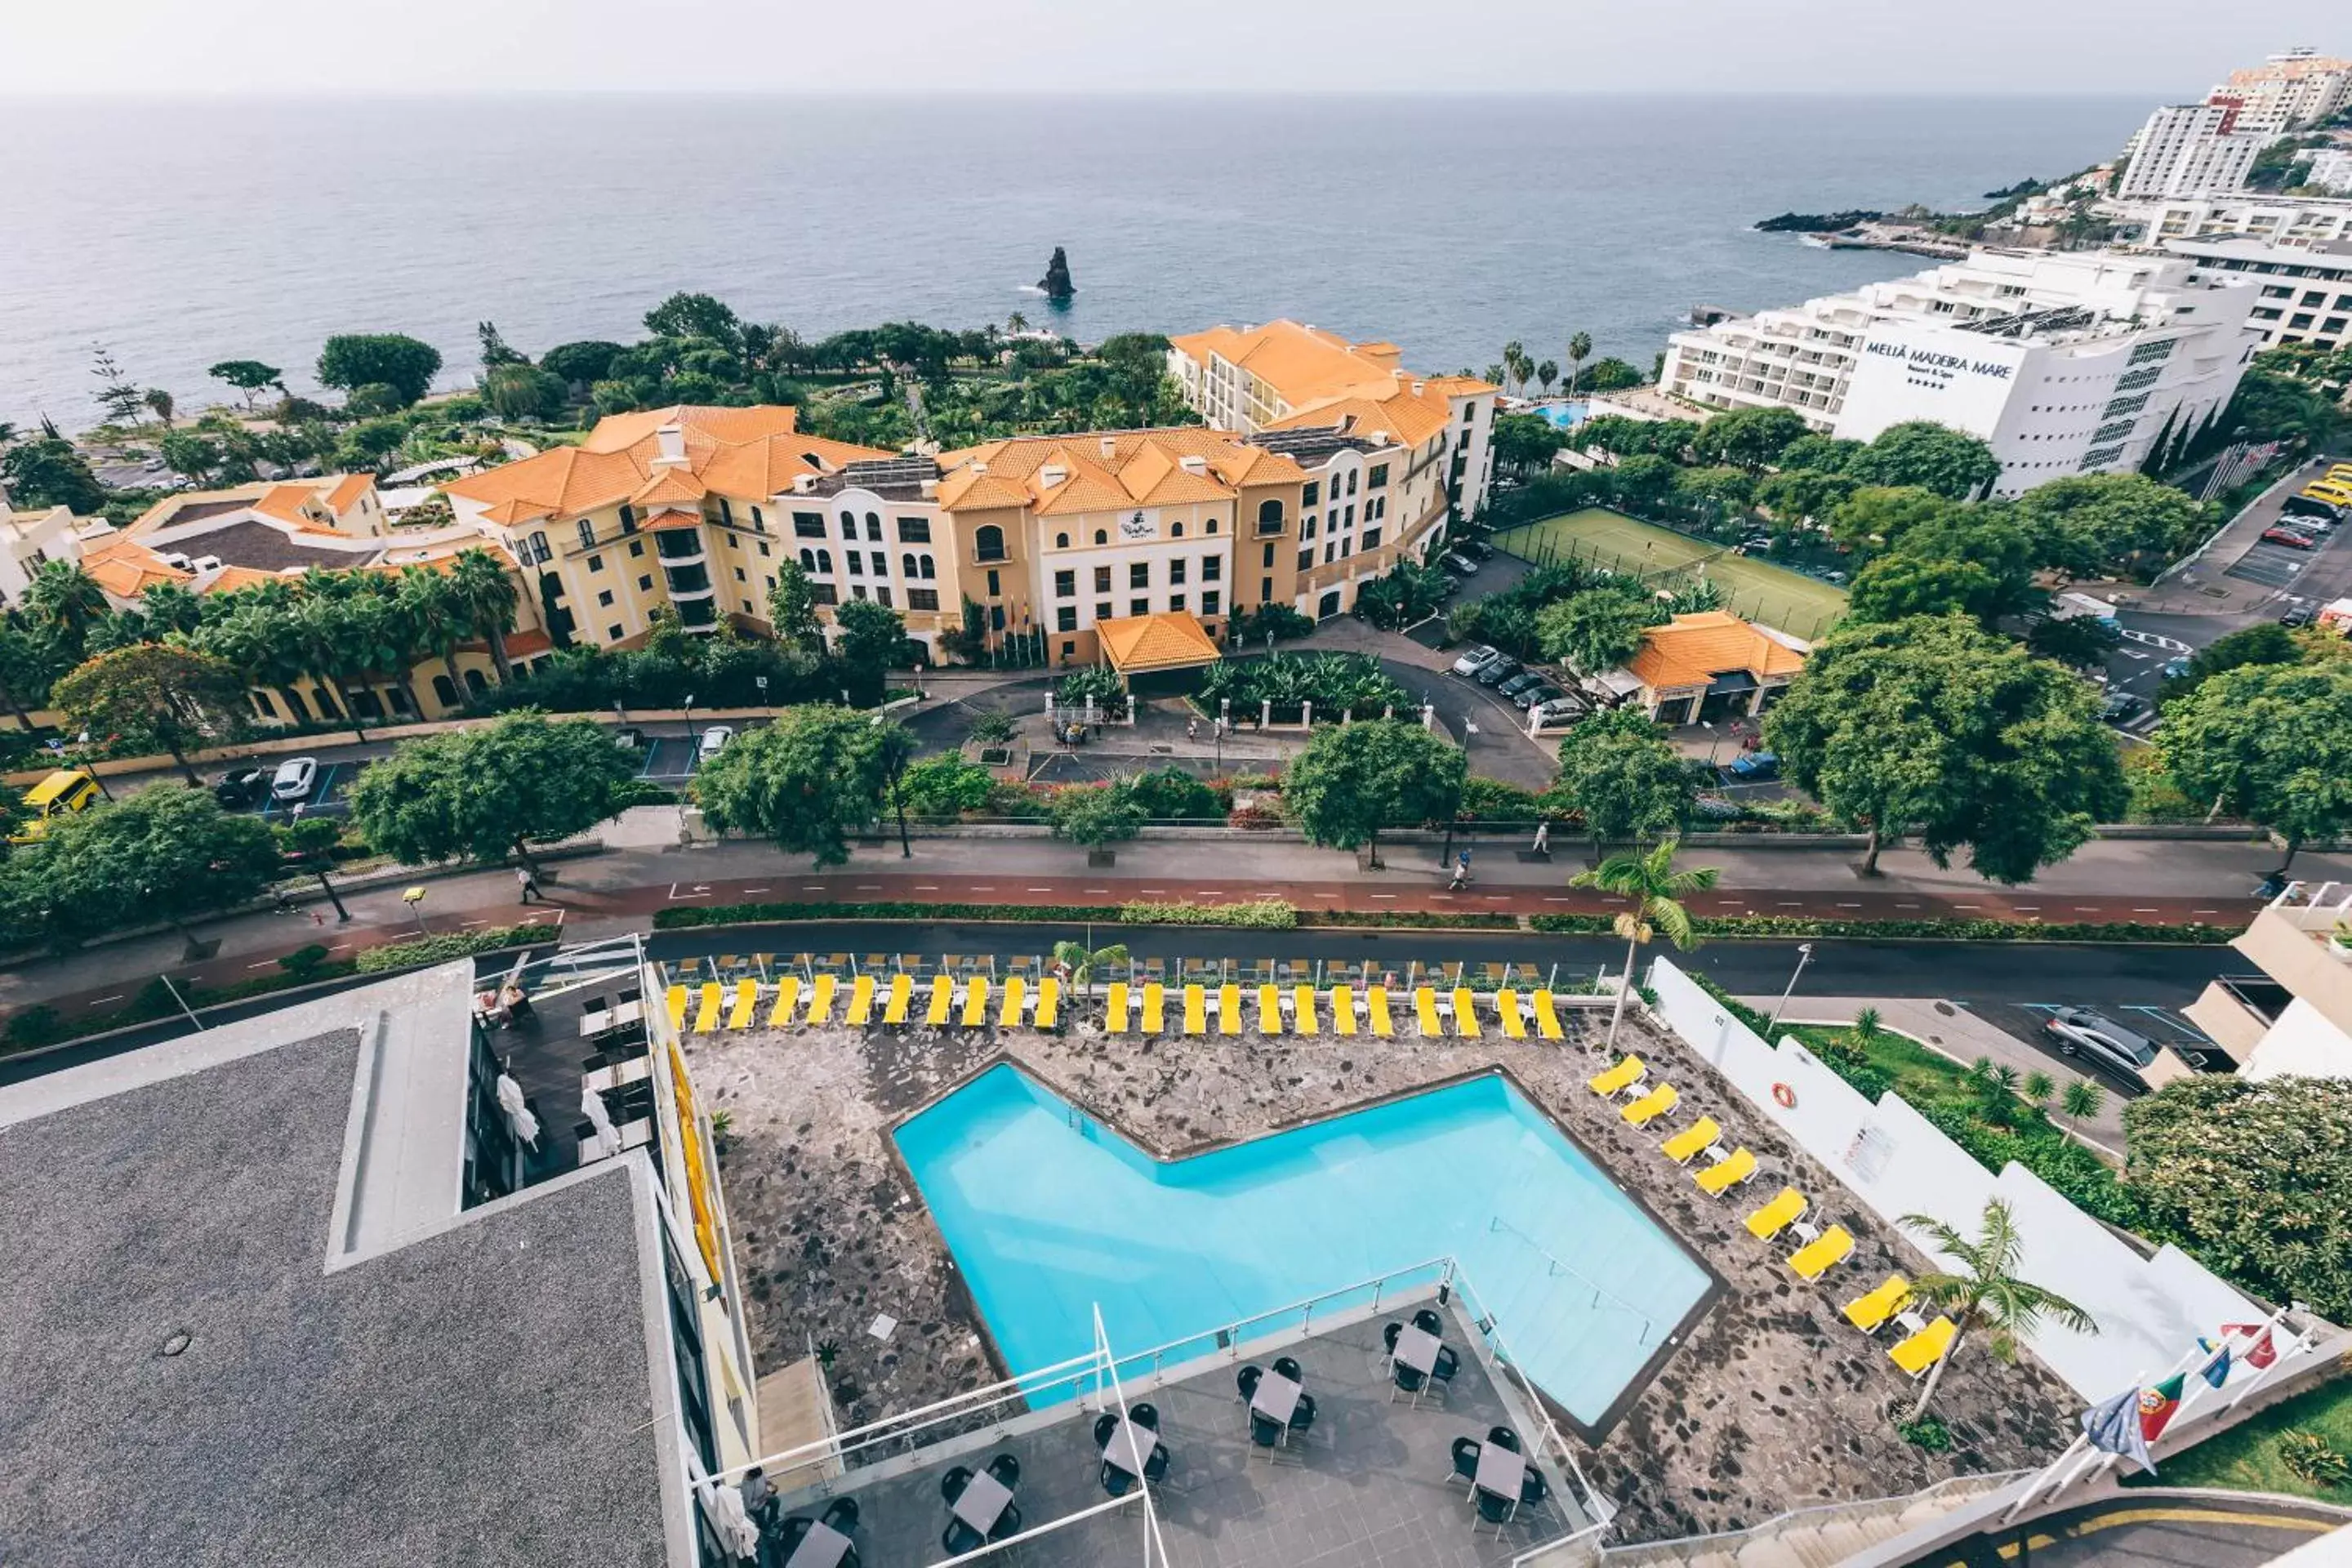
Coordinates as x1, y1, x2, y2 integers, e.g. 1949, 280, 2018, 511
2302, 480, 2352, 506
10, 768, 100, 844
2327, 463, 2352, 485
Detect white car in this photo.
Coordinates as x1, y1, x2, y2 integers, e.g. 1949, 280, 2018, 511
1450, 644, 1502, 678
270, 756, 318, 803
697, 725, 736, 763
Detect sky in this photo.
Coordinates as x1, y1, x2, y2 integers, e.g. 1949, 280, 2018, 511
0, 1, 2341, 96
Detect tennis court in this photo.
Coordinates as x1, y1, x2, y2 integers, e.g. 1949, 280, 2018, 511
1494, 506, 1850, 640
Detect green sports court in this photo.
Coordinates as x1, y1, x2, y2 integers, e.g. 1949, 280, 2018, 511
1492, 506, 1849, 641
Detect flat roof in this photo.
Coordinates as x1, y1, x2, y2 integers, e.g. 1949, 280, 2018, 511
0, 988, 676, 1566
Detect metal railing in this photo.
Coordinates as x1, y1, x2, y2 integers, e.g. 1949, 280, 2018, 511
1588, 1471, 2028, 1567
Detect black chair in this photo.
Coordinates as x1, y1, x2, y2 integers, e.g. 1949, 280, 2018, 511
986, 1452, 1019, 1488
1476, 1488, 1515, 1534
820, 1496, 858, 1532
1488, 1425, 1521, 1454
990, 1503, 1023, 1542
1250, 1412, 1283, 1448
1427, 1346, 1459, 1401
1131, 1402, 1159, 1431
941, 1465, 972, 1504
777, 1516, 813, 1552
942, 1519, 987, 1556
1288, 1392, 1317, 1433
1101, 1461, 1135, 1497
1391, 1361, 1427, 1401
1094, 1411, 1120, 1447
1272, 1355, 1303, 1383
1383, 1321, 1403, 1355
1450, 1437, 1481, 1488
1414, 1307, 1444, 1336
1236, 1363, 1263, 1402
1520, 1469, 1551, 1512
1143, 1444, 1171, 1484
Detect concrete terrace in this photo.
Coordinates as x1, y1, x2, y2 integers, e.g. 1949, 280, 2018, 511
684, 985, 2074, 1547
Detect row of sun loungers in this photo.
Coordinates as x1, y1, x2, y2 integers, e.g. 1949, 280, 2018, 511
666, 975, 1067, 1034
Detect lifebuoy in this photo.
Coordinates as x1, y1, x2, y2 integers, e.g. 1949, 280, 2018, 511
1771, 1082, 1797, 1110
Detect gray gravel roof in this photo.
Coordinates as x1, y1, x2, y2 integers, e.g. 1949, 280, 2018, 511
0, 1027, 672, 1568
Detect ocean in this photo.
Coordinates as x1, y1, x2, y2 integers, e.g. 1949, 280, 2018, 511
1, 92, 2151, 428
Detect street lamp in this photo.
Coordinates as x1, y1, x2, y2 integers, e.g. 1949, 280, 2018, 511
1766, 942, 1815, 1037
755, 675, 769, 715
681, 693, 696, 745
402, 885, 430, 935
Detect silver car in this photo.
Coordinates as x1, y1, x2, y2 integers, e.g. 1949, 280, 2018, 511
2042, 1007, 2158, 1086
1450, 644, 1501, 678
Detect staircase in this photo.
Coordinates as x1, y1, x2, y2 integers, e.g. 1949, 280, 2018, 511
1594, 1472, 2025, 1568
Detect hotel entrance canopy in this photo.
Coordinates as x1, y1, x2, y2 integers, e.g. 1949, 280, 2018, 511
1095, 612, 1223, 679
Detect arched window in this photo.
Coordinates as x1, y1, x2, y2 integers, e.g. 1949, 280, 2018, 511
840, 512, 857, 539
464, 668, 488, 695
1094, 529, 1107, 545
431, 674, 459, 709
974, 524, 1006, 562
902, 552, 918, 578
817, 549, 834, 573
1171, 523, 1185, 538
1055, 532, 1069, 549
866, 512, 882, 540
800, 548, 816, 571
1207, 518, 1219, 534
920, 555, 936, 580
1258, 498, 1284, 533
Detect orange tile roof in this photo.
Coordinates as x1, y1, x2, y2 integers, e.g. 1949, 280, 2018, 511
935, 427, 1305, 517
1096, 611, 1223, 674
1262, 390, 1450, 448
81, 536, 192, 598
646, 512, 706, 532
203, 565, 288, 594
1625, 611, 1808, 693
252, 483, 325, 527
324, 474, 376, 514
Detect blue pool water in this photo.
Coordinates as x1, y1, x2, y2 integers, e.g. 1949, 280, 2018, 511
1527, 400, 1589, 430
893, 1066, 1711, 1426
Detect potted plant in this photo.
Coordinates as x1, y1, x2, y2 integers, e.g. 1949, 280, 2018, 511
2331, 920, 2352, 964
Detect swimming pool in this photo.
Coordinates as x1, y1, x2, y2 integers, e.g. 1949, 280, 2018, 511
1526, 400, 1588, 430
892, 1065, 1712, 1428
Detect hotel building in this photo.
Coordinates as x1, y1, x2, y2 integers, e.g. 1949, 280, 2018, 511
2108, 191, 2352, 249
2115, 102, 2268, 201
2166, 234, 2352, 353
1658, 249, 2261, 497
2211, 47, 2352, 137
2183, 881, 2352, 1085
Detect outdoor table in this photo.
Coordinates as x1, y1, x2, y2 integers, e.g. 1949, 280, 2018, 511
1250, 1369, 1302, 1428
1474, 1444, 1528, 1517
1392, 1323, 1442, 1376
783, 1519, 852, 1568
951, 1471, 1013, 1535
577, 999, 644, 1037
1102, 1415, 1160, 1476
581, 1056, 652, 1094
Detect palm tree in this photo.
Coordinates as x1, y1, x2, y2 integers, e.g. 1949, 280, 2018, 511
138, 581, 203, 638
1051, 939, 1130, 997
1571, 837, 1720, 1049
1501, 340, 1526, 395
290, 593, 372, 744
2060, 1077, 2106, 1129
1007, 310, 1030, 336
143, 387, 175, 428
399, 568, 470, 705
1485, 363, 1506, 389
1566, 331, 1592, 394
24, 561, 109, 653
2022, 1069, 2056, 1109
1896, 1199, 2097, 1420
1536, 360, 1558, 396
450, 548, 520, 681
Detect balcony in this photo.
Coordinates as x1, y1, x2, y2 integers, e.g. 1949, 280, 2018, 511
2228, 884, 2352, 1040
656, 529, 707, 564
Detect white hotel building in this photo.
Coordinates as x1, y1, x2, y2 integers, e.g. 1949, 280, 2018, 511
1659, 250, 2261, 497
2115, 102, 2268, 201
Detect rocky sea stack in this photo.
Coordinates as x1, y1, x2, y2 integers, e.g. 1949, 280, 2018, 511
1036, 246, 1075, 305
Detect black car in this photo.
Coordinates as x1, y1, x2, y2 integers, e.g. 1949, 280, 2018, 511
1456, 539, 1495, 563
214, 764, 270, 808
1496, 670, 1545, 698
2099, 690, 2145, 724
1474, 656, 1523, 687
2282, 605, 2317, 629
2282, 495, 2344, 524
1512, 683, 1562, 710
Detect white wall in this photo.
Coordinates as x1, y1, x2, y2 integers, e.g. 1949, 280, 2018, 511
1648, 958, 2262, 1399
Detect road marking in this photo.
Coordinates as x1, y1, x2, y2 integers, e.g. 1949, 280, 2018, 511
1896, 902, 1921, 908
1543, 897, 1571, 903
2192, 908, 2217, 914
2014, 905, 2039, 911
1372, 893, 1397, 900
743, 886, 769, 894
914, 884, 939, 890
1431, 894, 1454, 901
1485, 895, 1508, 902
328, 944, 352, 953
460, 920, 487, 929
1836, 902, 1861, 908
1777, 901, 1802, 906
1953, 903, 1980, 909
2132, 907, 2160, 913
1196, 889, 1223, 895
1138, 889, 1165, 893
855, 884, 882, 891
92, 993, 123, 1004
248, 960, 278, 969
1028, 886, 1052, 893
666, 882, 711, 901
1084, 889, 1111, 895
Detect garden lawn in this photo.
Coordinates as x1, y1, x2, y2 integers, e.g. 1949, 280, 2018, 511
1494, 506, 1850, 639
2127, 1374, 2352, 1505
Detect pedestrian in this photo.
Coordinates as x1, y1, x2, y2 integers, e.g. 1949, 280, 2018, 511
1449, 848, 1473, 891
516, 863, 542, 904
1187, 716, 1199, 742
501, 982, 535, 1025
1532, 821, 1550, 858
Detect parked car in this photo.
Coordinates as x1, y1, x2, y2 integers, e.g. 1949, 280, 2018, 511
1450, 644, 1502, 677
1473, 656, 1523, 688
2281, 604, 2317, 628
1722, 750, 1779, 782
1455, 539, 1494, 563
697, 725, 736, 762
2261, 527, 2318, 550
2281, 495, 2342, 524
270, 756, 318, 803
214, 764, 270, 808
2042, 1007, 2158, 1089
1691, 793, 1744, 822
1496, 670, 1545, 698
1440, 551, 1481, 577
1529, 697, 1584, 727
1512, 683, 1562, 711
2158, 657, 2191, 681
2099, 690, 2145, 724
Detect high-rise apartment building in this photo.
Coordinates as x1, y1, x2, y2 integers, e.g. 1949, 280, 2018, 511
2116, 103, 2267, 200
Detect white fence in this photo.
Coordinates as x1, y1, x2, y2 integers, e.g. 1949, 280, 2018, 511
1646, 958, 2261, 1400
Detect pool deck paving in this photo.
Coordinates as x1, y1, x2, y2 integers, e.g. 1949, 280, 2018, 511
687, 995, 2074, 1549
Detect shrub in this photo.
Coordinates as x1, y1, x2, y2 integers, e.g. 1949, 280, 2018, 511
1895, 1414, 1953, 1453
355, 924, 550, 973
1456, 777, 1551, 825
1054, 667, 1127, 717
966, 710, 1018, 745
1118, 898, 1297, 929
2, 1004, 65, 1050
2279, 1430, 2352, 1490
1049, 785, 1147, 845
900, 755, 996, 819
1125, 766, 1226, 822
1227, 801, 1284, 831
278, 943, 334, 980
1228, 604, 1313, 645
607, 777, 679, 809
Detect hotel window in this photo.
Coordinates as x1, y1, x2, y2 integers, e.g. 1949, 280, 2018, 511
718, 498, 734, 527
1094, 565, 1111, 593
877, 586, 893, 608
597, 589, 614, 608
1055, 532, 1069, 549
1362, 528, 1382, 551
586, 553, 604, 572
1325, 541, 1339, 564
986, 569, 1001, 597
1207, 518, 1219, 534
751, 505, 765, 532
975, 525, 1007, 562
608, 624, 624, 641
853, 585, 868, 600
1368, 462, 1390, 487
1172, 523, 1185, 538
1054, 569, 1076, 598
793, 512, 825, 538
1298, 549, 1314, 572
1095, 602, 1111, 621
1343, 505, 1355, 528
799, 548, 816, 571
1170, 594, 1187, 612
902, 552, 920, 578
1169, 559, 1187, 586
840, 512, 858, 539
638, 575, 653, 591
919, 555, 936, 579
577, 519, 597, 550
1303, 515, 1316, 540
1201, 556, 1221, 581
1258, 580, 1273, 603
733, 567, 746, 582
908, 588, 939, 611
1262, 543, 1276, 568
1257, 499, 1284, 534
847, 550, 863, 575
1057, 606, 1078, 631
1094, 528, 1108, 545
898, 517, 931, 543
618, 504, 638, 533
817, 549, 833, 573
1303, 481, 1319, 506
813, 582, 838, 605
757, 540, 770, 556
1348, 471, 1359, 496
866, 513, 883, 541
1129, 562, 1150, 588
1131, 598, 1149, 616
1201, 590, 1221, 616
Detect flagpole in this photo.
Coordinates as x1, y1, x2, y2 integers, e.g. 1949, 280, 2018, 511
2006, 1433, 2089, 1521
2225, 1313, 2310, 1418
2053, 1365, 2149, 1503
2177, 1307, 2285, 1432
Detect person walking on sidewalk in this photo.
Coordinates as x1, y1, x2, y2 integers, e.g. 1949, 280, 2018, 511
516, 864, 542, 905
1449, 848, 1473, 891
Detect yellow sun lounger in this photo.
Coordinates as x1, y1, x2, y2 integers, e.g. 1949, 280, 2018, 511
1218, 983, 1243, 1036
1497, 989, 1529, 1040
1366, 987, 1394, 1036
1107, 982, 1132, 1033
1332, 986, 1358, 1036
1660, 1116, 1722, 1165
1451, 987, 1481, 1038
1142, 982, 1165, 1033
1183, 983, 1206, 1035
1257, 983, 1281, 1034
1695, 1147, 1757, 1196
1790, 1224, 1855, 1281
1842, 1275, 1911, 1334
925, 976, 954, 1027
846, 974, 876, 1026
1530, 990, 1566, 1040
1745, 1186, 1808, 1241
1414, 987, 1444, 1037
768, 975, 802, 1027
999, 976, 1027, 1029
1890, 1316, 1957, 1378
1622, 1082, 1679, 1126
1034, 977, 1060, 1028
1588, 1055, 1645, 1097
808, 973, 838, 1025
665, 984, 689, 1034
1293, 985, 1319, 1034
882, 973, 912, 1025
960, 977, 989, 1027
693, 982, 722, 1033
726, 979, 758, 1030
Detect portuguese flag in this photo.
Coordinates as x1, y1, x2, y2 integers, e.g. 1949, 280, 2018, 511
2139, 1374, 2186, 1443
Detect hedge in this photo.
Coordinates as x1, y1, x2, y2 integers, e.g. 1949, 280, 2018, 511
1118, 898, 1297, 929
1534, 914, 2239, 944
354, 924, 555, 972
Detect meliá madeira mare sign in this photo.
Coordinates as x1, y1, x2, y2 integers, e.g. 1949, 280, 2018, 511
1864, 341, 2015, 381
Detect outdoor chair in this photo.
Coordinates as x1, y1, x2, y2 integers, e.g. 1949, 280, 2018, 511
1789, 1223, 1855, 1281
1289, 1392, 1317, 1433
881, 973, 912, 1025
990, 1503, 1022, 1541
996, 976, 1025, 1030
1497, 989, 1529, 1039
1429, 1347, 1460, 1392
925, 975, 953, 1026
1251, 1412, 1284, 1449
1132, 1402, 1159, 1430
1383, 1322, 1403, 1355
1842, 1274, 1912, 1334
1488, 1426, 1521, 1452
941, 1466, 972, 1503
1745, 1186, 1809, 1241
1256, 982, 1282, 1034
1520, 1469, 1550, 1512
1452, 986, 1481, 1036
1587, 1055, 1646, 1097
1272, 1356, 1302, 1383
1414, 1308, 1444, 1336
1141, 982, 1165, 1033
1531, 989, 1566, 1040
987, 1453, 1020, 1487
943, 1519, 987, 1557
1218, 982, 1244, 1036
960, 976, 988, 1027
1661, 1116, 1722, 1165
1368, 986, 1396, 1036
1449, 1437, 1481, 1487
1695, 1147, 1757, 1196
768, 975, 803, 1028
726, 979, 757, 1029
1107, 981, 1131, 1033
1033, 976, 1060, 1029
808, 973, 838, 1025
1391, 1362, 1427, 1401
1293, 983, 1319, 1033
1183, 983, 1205, 1034
845, 973, 877, 1026
693, 982, 721, 1032
1622, 1082, 1679, 1126
820, 1496, 858, 1532
1476, 1488, 1516, 1535
1415, 987, 1445, 1036
1143, 1444, 1170, 1483
1890, 1316, 1958, 1379
1237, 1364, 1263, 1403
1094, 1412, 1120, 1446
1101, 1460, 1136, 1497
663, 984, 688, 1032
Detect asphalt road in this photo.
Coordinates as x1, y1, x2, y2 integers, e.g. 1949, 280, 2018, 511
1942, 1498, 2348, 1568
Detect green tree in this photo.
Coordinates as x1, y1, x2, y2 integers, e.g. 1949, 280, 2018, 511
2014, 473, 2216, 577
1842, 421, 2001, 500
2025, 614, 2122, 670
2060, 1076, 2106, 1129
1552, 707, 1692, 858
1893, 506, 2047, 620
540, 341, 625, 389
142, 387, 175, 428
158, 430, 226, 484
1535, 583, 1667, 674
484, 365, 568, 421
1754, 466, 1860, 524
1051, 938, 1131, 996
1846, 555, 2002, 626
1535, 359, 1558, 395
832, 595, 906, 705
1896, 1199, 2097, 1419
477, 320, 526, 368
1049, 784, 1147, 848
1491, 413, 1568, 475
450, 547, 521, 681
2021, 1068, 2056, 1108
1825, 484, 1958, 558
1572, 836, 1719, 1048
396, 567, 472, 701
691, 705, 889, 866
1566, 330, 1592, 393
89, 343, 145, 425
346, 710, 637, 873
316, 333, 443, 406
22, 560, 110, 653
2158, 662, 2352, 870
2161, 621, 2301, 703
207, 359, 284, 409
764, 560, 825, 654
1693, 405, 1810, 471
896, 754, 996, 818
1765, 615, 2127, 880
50, 643, 247, 786
0, 786, 278, 950
644, 292, 742, 348
1282, 717, 1468, 870
1778, 434, 1869, 474
0, 438, 107, 514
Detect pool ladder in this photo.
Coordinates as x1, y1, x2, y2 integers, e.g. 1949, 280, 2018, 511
1486, 1215, 1657, 1343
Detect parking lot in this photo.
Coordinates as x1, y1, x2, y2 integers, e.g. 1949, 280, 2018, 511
1972, 999, 2233, 1098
